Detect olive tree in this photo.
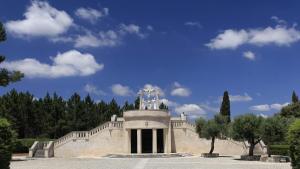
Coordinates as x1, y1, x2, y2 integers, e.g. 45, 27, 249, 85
196, 116, 224, 154
232, 114, 264, 156
261, 116, 293, 157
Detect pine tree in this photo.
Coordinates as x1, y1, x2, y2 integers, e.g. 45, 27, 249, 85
292, 91, 299, 104
159, 102, 168, 110
134, 97, 140, 109
220, 91, 231, 123
0, 21, 23, 86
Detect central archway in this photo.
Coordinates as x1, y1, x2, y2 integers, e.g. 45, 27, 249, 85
142, 129, 152, 153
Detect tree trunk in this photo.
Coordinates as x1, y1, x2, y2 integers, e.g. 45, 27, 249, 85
209, 136, 215, 154
249, 143, 255, 156
267, 143, 271, 157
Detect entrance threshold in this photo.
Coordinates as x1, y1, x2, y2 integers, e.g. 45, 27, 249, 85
105, 153, 192, 158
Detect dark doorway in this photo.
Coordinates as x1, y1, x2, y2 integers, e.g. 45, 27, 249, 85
142, 129, 152, 153
157, 129, 164, 153
131, 129, 137, 153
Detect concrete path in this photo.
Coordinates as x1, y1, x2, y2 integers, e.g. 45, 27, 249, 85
10, 156, 292, 169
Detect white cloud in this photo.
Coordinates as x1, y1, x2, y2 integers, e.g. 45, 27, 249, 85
160, 98, 178, 107
5, 1, 73, 37
143, 84, 165, 97
75, 7, 108, 23
119, 23, 146, 38
184, 21, 202, 28
175, 104, 206, 118
206, 24, 300, 49
250, 102, 289, 112
258, 113, 268, 118
206, 29, 248, 49
170, 82, 191, 97
84, 84, 106, 96
243, 51, 256, 61
74, 30, 119, 48
111, 84, 133, 96
64, 24, 145, 48
1, 50, 103, 78
230, 93, 253, 102
219, 93, 252, 102
147, 25, 153, 31
250, 104, 271, 112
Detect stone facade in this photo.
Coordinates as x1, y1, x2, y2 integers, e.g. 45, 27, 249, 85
51, 109, 265, 157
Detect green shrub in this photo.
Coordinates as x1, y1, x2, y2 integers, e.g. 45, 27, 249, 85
269, 145, 289, 156
288, 119, 300, 169
12, 138, 53, 153
0, 118, 16, 169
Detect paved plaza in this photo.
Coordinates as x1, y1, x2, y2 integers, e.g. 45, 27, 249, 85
11, 156, 291, 169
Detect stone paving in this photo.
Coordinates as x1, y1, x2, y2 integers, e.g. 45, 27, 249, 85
11, 156, 292, 169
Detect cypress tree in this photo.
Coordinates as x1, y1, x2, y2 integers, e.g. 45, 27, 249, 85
220, 91, 231, 123
292, 91, 299, 104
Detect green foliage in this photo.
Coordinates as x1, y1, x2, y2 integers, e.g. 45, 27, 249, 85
220, 91, 231, 123
12, 138, 54, 153
134, 97, 140, 109
0, 21, 24, 87
261, 116, 293, 156
159, 102, 168, 110
292, 91, 299, 104
196, 116, 224, 154
232, 114, 263, 156
280, 102, 300, 118
0, 22, 6, 42
288, 119, 300, 169
122, 101, 135, 113
0, 89, 132, 139
269, 145, 290, 156
0, 118, 16, 169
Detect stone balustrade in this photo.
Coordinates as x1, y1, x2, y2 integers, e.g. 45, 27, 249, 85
171, 120, 196, 131
54, 121, 123, 148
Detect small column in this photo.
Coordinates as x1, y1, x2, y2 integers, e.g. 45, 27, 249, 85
125, 129, 130, 154
164, 128, 168, 153
137, 129, 142, 154
152, 129, 157, 153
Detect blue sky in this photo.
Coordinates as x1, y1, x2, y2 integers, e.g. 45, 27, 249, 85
0, 0, 300, 119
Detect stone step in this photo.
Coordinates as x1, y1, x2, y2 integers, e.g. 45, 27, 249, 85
34, 149, 45, 158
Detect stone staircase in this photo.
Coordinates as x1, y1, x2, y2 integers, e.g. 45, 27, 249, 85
54, 121, 123, 148
29, 141, 54, 158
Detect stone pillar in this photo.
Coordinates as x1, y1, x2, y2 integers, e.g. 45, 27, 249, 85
152, 129, 157, 153
164, 128, 168, 153
125, 129, 130, 154
168, 123, 172, 153
137, 129, 142, 154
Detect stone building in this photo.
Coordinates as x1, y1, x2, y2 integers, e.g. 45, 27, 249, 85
29, 87, 266, 157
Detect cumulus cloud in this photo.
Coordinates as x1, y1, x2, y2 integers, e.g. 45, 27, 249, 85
229, 93, 253, 102
1, 50, 103, 78
250, 102, 289, 112
119, 23, 146, 38
170, 82, 191, 97
243, 51, 256, 61
74, 30, 119, 48
57, 23, 146, 48
84, 84, 106, 96
175, 104, 206, 118
160, 98, 178, 107
75, 7, 108, 23
143, 84, 165, 97
111, 84, 133, 96
206, 23, 300, 49
218, 93, 252, 102
5, 1, 73, 37
184, 21, 202, 28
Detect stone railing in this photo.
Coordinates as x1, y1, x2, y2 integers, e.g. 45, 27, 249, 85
54, 121, 123, 148
171, 120, 196, 131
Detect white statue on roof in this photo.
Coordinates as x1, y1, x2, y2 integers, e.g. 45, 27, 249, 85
139, 86, 160, 110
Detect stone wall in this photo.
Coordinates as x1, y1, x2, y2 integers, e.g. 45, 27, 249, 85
171, 128, 248, 155
54, 129, 124, 157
